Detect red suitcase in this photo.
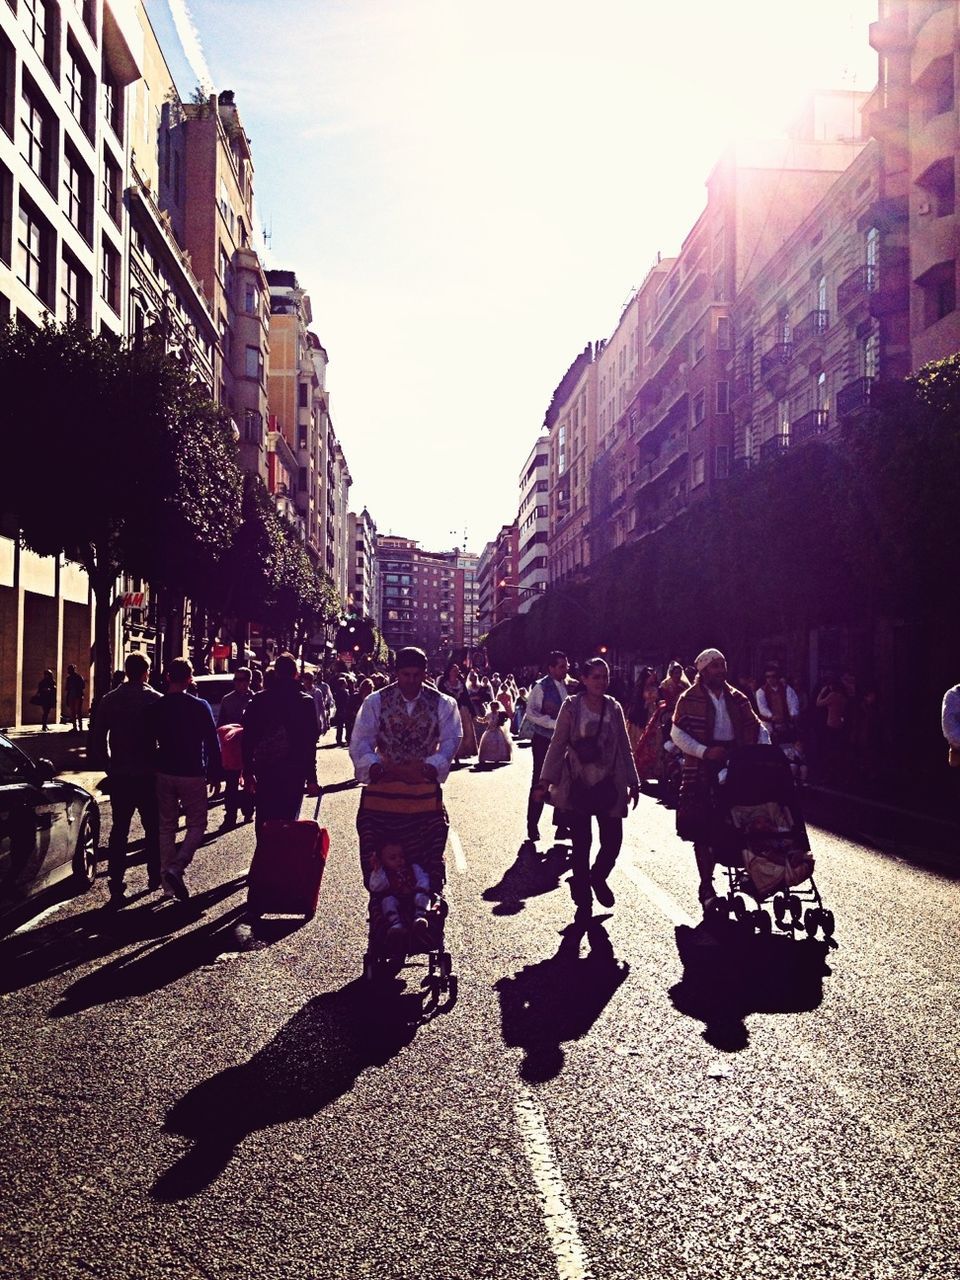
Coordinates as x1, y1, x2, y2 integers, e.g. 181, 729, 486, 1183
247, 796, 329, 919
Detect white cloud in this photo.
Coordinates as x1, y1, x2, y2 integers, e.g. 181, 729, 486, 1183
165, 0, 216, 95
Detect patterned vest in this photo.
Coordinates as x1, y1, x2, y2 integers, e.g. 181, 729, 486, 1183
531, 675, 565, 740
375, 683, 443, 764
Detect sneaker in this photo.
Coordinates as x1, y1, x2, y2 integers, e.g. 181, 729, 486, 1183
162, 869, 190, 902
591, 875, 615, 909
147, 877, 162, 892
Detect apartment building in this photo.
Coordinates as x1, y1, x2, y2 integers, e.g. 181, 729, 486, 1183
867, 0, 959, 372
170, 89, 269, 481
474, 539, 496, 639
376, 535, 457, 659
517, 438, 549, 610
455, 550, 480, 648
0, 0, 143, 725
347, 507, 377, 620
544, 344, 596, 585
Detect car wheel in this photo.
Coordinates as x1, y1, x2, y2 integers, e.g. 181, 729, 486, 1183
72, 811, 100, 891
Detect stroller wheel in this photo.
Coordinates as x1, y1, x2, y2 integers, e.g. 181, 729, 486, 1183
362, 955, 376, 982
732, 895, 749, 923
804, 908, 820, 937
819, 909, 835, 938
773, 895, 788, 924
440, 951, 453, 979
787, 894, 802, 922
753, 909, 771, 935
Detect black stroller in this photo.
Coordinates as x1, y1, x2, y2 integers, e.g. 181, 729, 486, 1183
360, 838, 457, 1004
706, 745, 835, 944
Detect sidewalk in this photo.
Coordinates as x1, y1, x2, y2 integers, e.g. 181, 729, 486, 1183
801, 782, 960, 872
6, 724, 109, 802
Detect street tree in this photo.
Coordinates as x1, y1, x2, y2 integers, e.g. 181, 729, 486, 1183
0, 320, 242, 701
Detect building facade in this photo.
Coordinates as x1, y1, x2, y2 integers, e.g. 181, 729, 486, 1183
347, 507, 378, 620
516, 437, 549, 611
376, 535, 457, 661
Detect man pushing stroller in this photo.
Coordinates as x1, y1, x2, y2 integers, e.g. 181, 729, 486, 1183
349, 647, 462, 953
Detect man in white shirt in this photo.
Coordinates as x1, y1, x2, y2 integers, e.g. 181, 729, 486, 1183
672, 648, 767, 911
301, 670, 335, 738
350, 647, 462, 948
755, 663, 800, 744
522, 650, 574, 843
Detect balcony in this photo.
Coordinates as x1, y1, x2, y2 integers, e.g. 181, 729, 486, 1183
837, 376, 876, 419
759, 436, 789, 462
760, 342, 792, 384
792, 310, 829, 348
869, 9, 909, 54
638, 433, 688, 485
837, 264, 878, 311
791, 408, 829, 444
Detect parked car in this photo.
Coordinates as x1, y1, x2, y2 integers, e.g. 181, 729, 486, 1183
190, 674, 236, 723
0, 733, 100, 912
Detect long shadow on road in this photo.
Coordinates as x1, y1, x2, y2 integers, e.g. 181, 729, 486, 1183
482, 841, 572, 916
151, 979, 421, 1202
669, 923, 832, 1052
496, 917, 629, 1082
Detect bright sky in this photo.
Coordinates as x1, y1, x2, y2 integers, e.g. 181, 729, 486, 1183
149, 0, 879, 553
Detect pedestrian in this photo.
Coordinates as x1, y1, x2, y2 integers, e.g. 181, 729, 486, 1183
91, 652, 163, 906
241, 652, 321, 833
532, 656, 639, 913
301, 670, 335, 739
815, 676, 848, 782
345, 675, 368, 745
63, 664, 86, 731
438, 660, 478, 760
31, 669, 56, 730
477, 698, 513, 765
755, 663, 800, 745
149, 657, 221, 901
628, 667, 667, 784
332, 675, 351, 746
941, 680, 960, 770
250, 667, 264, 693
658, 661, 691, 721
671, 648, 766, 913
349, 646, 462, 950
217, 667, 255, 828
521, 650, 575, 845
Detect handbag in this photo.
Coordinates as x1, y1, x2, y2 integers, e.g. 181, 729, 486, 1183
570, 697, 606, 765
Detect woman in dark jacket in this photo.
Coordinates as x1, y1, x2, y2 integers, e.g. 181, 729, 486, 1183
33, 670, 57, 730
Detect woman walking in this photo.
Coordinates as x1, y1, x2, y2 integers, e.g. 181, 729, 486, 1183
438, 661, 478, 760
533, 657, 639, 913
33, 670, 57, 731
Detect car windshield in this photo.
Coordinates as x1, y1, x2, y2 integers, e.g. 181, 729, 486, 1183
0, 739, 35, 783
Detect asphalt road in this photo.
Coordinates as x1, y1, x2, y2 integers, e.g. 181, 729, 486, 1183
2, 742, 958, 1280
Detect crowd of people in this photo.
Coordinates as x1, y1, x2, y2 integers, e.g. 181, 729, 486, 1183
90, 639, 955, 932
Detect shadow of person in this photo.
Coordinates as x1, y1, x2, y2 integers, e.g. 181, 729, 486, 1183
47, 880, 248, 1016
482, 842, 571, 916
495, 918, 629, 1083
151, 978, 420, 1202
669, 923, 831, 1052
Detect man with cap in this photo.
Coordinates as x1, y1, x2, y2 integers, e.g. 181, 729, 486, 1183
350, 647, 462, 949
671, 648, 767, 912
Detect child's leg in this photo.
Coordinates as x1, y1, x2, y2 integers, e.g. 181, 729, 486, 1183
380, 893, 401, 928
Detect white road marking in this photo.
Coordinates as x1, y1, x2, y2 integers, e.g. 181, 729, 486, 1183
448, 828, 467, 873
515, 1087, 593, 1280
615, 860, 696, 928
11, 901, 70, 934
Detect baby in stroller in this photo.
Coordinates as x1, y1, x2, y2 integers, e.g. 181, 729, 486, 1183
369, 841, 432, 951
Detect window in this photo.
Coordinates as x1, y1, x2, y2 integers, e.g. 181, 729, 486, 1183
817, 274, 827, 313
100, 234, 120, 311
102, 64, 123, 139
863, 330, 880, 380
692, 389, 705, 426
245, 344, 264, 381
60, 248, 90, 325
716, 380, 729, 414
243, 282, 260, 314
65, 38, 94, 137
243, 411, 262, 445
22, 0, 56, 76
20, 80, 56, 190
866, 226, 879, 273
692, 452, 705, 487
716, 315, 731, 350
692, 328, 706, 363
298, 382, 308, 408
17, 198, 52, 304
298, 466, 307, 492
0, 160, 12, 265
102, 154, 121, 222
1, 29, 14, 137
715, 446, 729, 479
777, 399, 789, 441
63, 143, 92, 240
